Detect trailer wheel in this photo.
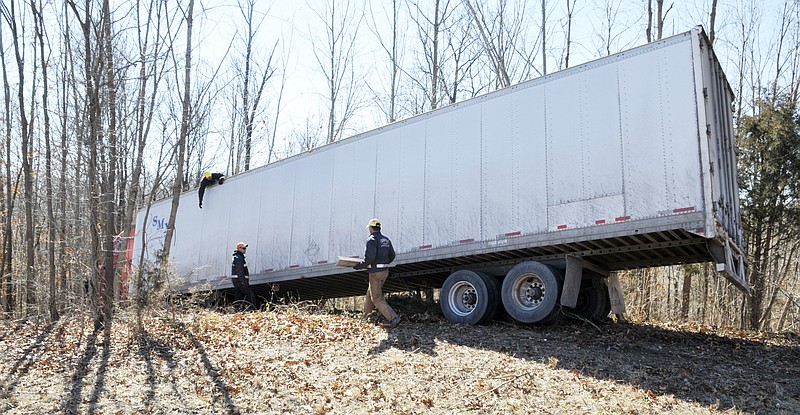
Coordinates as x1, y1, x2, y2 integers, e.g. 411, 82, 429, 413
501, 262, 563, 324
570, 279, 610, 321
440, 270, 500, 325
597, 280, 612, 320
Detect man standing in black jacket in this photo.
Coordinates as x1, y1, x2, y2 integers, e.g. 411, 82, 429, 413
231, 242, 256, 311
354, 219, 400, 328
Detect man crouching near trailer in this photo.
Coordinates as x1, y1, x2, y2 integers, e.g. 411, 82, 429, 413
231, 242, 256, 311
354, 219, 401, 328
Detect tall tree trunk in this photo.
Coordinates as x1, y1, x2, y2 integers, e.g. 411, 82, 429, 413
68, 0, 104, 327
541, 0, 547, 74
0, 11, 15, 315
431, 0, 441, 110
708, 0, 718, 45
32, 0, 59, 321
161, 0, 195, 284
241, 0, 254, 171
656, 0, 664, 40
646, 0, 653, 43
101, 0, 119, 323
681, 266, 691, 321
565, 0, 574, 68
58, 2, 70, 313
8, 0, 37, 317
389, 0, 399, 122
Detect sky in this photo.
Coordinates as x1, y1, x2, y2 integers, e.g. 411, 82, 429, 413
124, 0, 800, 173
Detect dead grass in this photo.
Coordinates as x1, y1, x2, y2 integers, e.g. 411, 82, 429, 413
0, 296, 797, 414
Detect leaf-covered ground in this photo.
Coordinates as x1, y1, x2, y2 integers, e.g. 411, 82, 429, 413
1, 298, 798, 414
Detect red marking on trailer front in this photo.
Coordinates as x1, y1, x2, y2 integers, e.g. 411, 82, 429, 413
673, 206, 696, 213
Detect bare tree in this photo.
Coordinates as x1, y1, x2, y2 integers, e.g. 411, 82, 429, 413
266, 48, 288, 164
309, 0, 364, 143
462, 0, 511, 87
708, 0, 718, 45
160, 0, 195, 287
408, 0, 456, 110
99, 0, 120, 324
565, 0, 576, 68
770, 0, 797, 100
541, 0, 547, 74
646, 0, 652, 43
366, 0, 406, 123
0, 4, 15, 315
591, 0, 637, 57
31, 0, 58, 321
3, 0, 38, 317
67, 0, 106, 326
121, 0, 171, 256
236, 0, 277, 171
655, 0, 673, 41
439, 11, 482, 102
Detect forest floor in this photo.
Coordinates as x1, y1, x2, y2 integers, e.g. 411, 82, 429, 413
0, 296, 798, 415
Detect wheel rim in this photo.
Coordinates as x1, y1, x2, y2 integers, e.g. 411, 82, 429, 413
511, 273, 547, 311
448, 281, 478, 316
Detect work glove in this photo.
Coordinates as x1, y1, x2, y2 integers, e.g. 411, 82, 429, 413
353, 262, 366, 270
199, 202, 203, 209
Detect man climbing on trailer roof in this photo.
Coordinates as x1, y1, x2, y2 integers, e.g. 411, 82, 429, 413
198, 170, 225, 209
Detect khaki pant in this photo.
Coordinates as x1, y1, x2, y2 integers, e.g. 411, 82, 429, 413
364, 270, 397, 321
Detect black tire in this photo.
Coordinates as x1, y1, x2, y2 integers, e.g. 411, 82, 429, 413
501, 262, 563, 324
597, 280, 612, 319
440, 270, 500, 325
570, 278, 610, 321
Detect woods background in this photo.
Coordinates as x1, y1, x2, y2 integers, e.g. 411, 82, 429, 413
0, 0, 798, 332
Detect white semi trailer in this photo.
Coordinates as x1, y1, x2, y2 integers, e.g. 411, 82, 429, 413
133, 26, 747, 324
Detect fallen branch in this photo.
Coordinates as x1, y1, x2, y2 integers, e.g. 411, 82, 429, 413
473, 372, 531, 399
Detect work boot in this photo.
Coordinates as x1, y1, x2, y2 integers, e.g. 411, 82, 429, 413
388, 316, 401, 328
364, 312, 382, 324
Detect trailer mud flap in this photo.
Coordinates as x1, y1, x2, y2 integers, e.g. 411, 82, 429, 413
560, 255, 610, 308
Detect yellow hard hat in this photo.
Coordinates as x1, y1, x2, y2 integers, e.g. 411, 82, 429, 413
204, 170, 212, 179
367, 218, 381, 228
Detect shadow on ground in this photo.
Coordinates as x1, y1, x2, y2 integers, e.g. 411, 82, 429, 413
371, 299, 800, 414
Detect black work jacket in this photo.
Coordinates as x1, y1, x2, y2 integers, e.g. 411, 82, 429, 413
363, 231, 395, 273
198, 173, 225, 204
231, 250, 249, 278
